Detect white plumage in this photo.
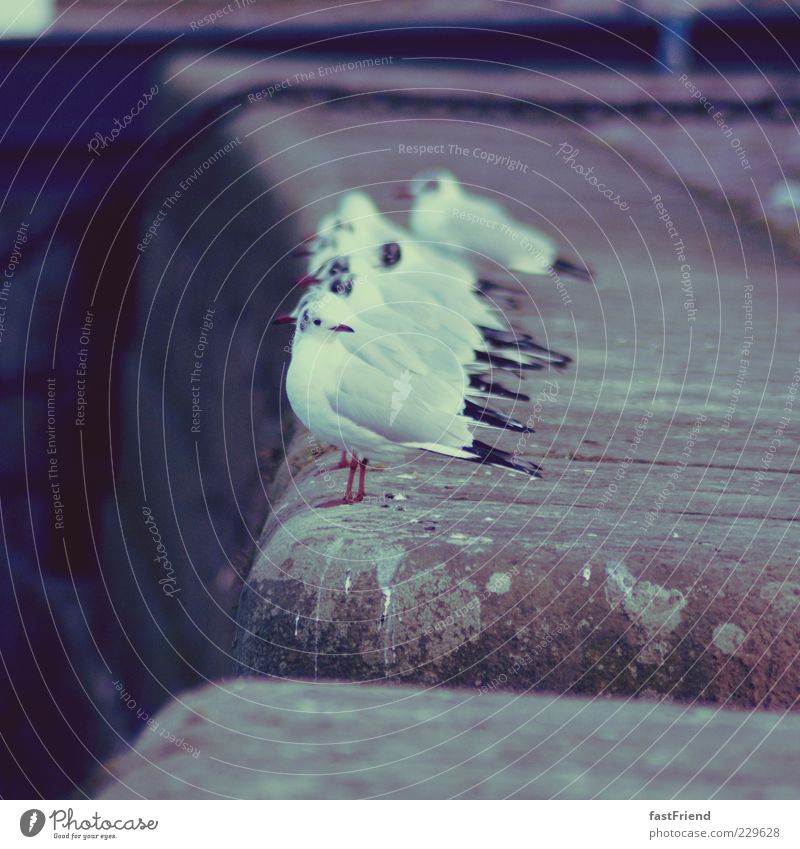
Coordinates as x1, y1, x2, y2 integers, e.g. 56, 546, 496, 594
278, 179, 574, 506
406, 168, 591, 280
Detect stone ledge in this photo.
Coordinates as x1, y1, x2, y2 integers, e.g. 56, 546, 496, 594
235, 433, 799, 708
151, 55, 800, 709
95, 678, 800, 799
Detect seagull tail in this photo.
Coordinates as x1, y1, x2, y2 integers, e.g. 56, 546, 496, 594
553, 257, 593, 283
403, 440, 542, 477
476, 278, 504, 293
463, 400, 534, 434
479, 328, 572, 367
474, 350, 544, 372
467, 374, 530, 402
467, 439, 542, 477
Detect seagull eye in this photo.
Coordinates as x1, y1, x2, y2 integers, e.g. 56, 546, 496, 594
313, 318, 321, 326
424, 180, 438, 192
330, 278, 353, 296
381, 243, 401, 267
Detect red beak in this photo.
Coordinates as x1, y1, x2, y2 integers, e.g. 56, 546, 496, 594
292, 246, 314, 258
332, 324, 354, 333
296, 274, 320, 287
395, 189, 413, 200
272, 314, 296, 325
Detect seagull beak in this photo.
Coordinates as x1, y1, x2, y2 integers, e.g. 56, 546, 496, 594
296, 274, 320, 287
394, 189, 413, 199
331, 324, 354, 333
272, 314, 296, 325
292, 246, 314, 257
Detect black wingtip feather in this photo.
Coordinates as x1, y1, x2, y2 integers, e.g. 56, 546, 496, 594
553, 258, 593, 282
463, 400, 534, 434
468, 439, 542, 477
479, 328, 573, 367
468, 374, 530, 402
475, 350, 544, 372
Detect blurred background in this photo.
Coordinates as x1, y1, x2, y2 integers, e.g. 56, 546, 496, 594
1, 0, 799, 800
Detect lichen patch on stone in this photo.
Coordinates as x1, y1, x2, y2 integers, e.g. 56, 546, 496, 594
446, 533, 494, 546
712, 622, 745, 655
486, 572, 512, 594
604, 560, 687, 663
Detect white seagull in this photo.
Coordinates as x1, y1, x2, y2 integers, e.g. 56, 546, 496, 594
282, 288, 534, 404
299, 190, 502, 288
298, 252, 571, 372
282, 296, 541, 507
403, 168, 592, 280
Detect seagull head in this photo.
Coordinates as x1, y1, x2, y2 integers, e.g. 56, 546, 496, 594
273, 291, 319, 327
401, 168, 460, 199
378, 242, 402, 268
336, 191, 381, 232
285, 295, 355, 337
338, 243, 403, 274
297, 255, 352, 288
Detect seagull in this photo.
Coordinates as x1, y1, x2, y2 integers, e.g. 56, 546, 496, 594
283, 296, 542, 506
300, 241, 505, 333
298, 191, 510, 292
403, 168, 592, 280
295, 210, 361, 272
284, 288, 533, 404
298, 253, 572, 372
295, 193, 389, 265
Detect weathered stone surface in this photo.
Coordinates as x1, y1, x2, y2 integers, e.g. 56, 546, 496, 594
207, 58, 800, 707
96, 679, 800, 799
236, 442, 800, 706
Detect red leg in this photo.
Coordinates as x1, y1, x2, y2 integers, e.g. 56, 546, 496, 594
318, 455, 359, 508
343, 455, 358, 500
314, 449, 350, 476
352, 458, 369, 503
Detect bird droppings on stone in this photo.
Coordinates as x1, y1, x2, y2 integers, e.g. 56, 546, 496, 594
582, 565, 592, 586
446, 533, 494, 546
486, 572, 512, 594
604, 560, 687, 664
759, 581, 800, 617
712, 622, 746, 655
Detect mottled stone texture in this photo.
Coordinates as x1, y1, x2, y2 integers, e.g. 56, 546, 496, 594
236, 439, 800, 707
96, 679, 800, 799
218, 63, 799, 708
87, 55, 800, 801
